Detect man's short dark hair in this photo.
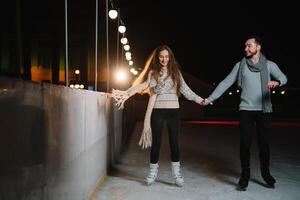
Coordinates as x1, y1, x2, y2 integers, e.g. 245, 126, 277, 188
246, 35, 263, 46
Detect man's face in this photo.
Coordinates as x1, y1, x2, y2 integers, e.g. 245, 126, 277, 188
244, 38, 260, 58
158, 49, 169, 67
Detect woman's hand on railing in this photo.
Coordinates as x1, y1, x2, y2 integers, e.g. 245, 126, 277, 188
111, 89, 130, 110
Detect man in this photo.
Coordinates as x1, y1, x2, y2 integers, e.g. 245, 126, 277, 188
203, 35, 287, 191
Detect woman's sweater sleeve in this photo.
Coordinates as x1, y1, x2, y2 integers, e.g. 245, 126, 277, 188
127, 71, 152, 97
179, 73, 203, 103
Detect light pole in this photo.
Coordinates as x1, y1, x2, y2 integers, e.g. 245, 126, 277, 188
95, 0, 98, 91
106, 0, 110, 93
107, 0, 118, 92
116, 8, 120, 76
65, 0, 69, 86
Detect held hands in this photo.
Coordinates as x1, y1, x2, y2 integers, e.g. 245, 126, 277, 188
198, 98, 213, 106
267, 81, 280, 89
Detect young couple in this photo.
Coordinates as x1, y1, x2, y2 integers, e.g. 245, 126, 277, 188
112, 35, 287, 190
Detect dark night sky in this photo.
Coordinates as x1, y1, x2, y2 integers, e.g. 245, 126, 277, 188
118, 0, 299, 87
1, 0, 299, 88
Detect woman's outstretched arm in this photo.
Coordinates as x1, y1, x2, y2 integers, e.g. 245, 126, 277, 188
112, 71, 153, 109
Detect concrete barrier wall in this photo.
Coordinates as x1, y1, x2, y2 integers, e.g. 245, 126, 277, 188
0, 76, 122, 200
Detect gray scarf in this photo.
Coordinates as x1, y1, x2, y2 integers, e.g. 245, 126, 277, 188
237, 54, 272, 113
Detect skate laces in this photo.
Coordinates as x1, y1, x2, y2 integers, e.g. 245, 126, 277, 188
173, 167, 183, 179
148, 168, 157, 179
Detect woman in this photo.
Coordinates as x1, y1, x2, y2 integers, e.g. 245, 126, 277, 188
112, 45, 204, 187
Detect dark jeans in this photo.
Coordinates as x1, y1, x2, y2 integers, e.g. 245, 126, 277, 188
150, 109, 180, 164
239, 110, 272, 169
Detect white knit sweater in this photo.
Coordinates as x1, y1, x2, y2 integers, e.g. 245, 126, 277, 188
112, 69, 203, 149
149, 71, 203, 108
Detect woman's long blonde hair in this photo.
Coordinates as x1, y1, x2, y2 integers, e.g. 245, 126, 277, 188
132, 45, 182, 96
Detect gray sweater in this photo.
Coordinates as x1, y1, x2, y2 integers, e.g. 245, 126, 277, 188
208, 60, 287, 111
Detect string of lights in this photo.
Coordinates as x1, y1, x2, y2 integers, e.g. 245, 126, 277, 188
67, 0, 138, 90
108, 0, 139, 84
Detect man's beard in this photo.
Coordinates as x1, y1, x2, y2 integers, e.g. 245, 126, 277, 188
245, 54, 253, 58
245, 50, 257, 58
